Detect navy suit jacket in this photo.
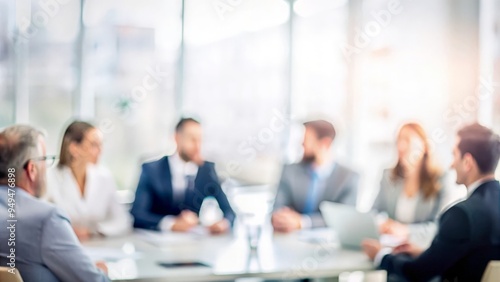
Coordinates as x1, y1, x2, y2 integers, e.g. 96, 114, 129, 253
380, 180, 500, 281
130, 156, 235, 230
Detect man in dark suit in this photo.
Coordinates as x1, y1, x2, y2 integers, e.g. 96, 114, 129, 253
272, 119, 359, 233
363, 123, 500, 281
131, 118, 234, 234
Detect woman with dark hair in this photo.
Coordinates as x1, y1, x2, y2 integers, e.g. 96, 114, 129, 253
372, 123, 460, 244
45, 121, 131, 240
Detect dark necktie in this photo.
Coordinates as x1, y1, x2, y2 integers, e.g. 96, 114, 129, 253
182, 175, 196, 210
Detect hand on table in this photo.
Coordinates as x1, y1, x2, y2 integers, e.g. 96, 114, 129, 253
95, 261, 108, 275
172, 210, 199, 232
73, 226, 92, 242
392, 242, 424, 257
362, 238, 424, 262
208, 219, 230, 234
379, 219, 409, 240
271, 207, 302, 233
361, 239, 382, 261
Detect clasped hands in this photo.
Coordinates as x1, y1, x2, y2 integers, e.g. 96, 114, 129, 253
172, 210, 229, 234
362, 219, 422, 261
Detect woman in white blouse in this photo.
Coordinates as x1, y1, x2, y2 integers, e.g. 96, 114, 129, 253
46, 121, 131, 240
372, 123, 460, 245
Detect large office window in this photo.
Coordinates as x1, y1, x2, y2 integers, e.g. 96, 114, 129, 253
1, 0, 496, 197
352, 0, 471, 209
182, 0, 290, 184
292, 1, 349, 118
490, 0, 500, 178
0, 0, 13, 127
4, 0, 79, 154
291, 0, 350, 162
27, 0, 78, 155
84, 0, 181, 190
2, 0, 181, 191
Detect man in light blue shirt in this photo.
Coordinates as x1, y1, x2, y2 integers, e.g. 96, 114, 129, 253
0, 125, 109, 282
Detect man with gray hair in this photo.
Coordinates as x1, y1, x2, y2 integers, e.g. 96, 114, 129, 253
0, 125, 109, 282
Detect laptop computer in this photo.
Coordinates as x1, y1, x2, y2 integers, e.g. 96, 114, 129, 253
319, 201, 380, 249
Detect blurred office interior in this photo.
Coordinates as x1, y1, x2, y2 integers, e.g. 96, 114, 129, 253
1, 0, 499, 210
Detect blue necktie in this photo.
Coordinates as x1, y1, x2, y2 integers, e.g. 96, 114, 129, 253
303, 169, 319, 214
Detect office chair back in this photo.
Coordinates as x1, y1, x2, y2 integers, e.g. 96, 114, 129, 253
0, 267, 24, 282
481, 261, 500, 282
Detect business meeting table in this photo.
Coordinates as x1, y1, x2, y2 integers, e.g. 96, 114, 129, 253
82, 226, 375, 282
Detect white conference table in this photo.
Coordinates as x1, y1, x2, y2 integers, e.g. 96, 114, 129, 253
82, 227, 374, 282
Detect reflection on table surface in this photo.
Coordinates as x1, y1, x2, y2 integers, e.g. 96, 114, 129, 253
82, 226, 374, 282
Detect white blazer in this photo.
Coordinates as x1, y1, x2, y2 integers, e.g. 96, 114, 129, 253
46, 164, 132, 237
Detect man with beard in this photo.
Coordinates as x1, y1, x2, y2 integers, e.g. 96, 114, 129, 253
272, 120, 359, 232
131, 118, 234, 234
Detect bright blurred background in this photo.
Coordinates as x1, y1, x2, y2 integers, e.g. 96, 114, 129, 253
1, 0, 499, 210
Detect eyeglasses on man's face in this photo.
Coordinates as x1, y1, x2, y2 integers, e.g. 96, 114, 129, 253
23, 155, 58, 169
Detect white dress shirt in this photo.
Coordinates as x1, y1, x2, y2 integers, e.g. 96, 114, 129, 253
169, 152, 199, 198
467, 178, 490, 197
159, 153, 199, 231
45, 164, 132, 237
395, 192, 419, 224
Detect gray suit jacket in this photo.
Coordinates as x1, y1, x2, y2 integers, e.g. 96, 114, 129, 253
0, 186, 109, 282
372, 169, 455, 244
274, 162, 359, 228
